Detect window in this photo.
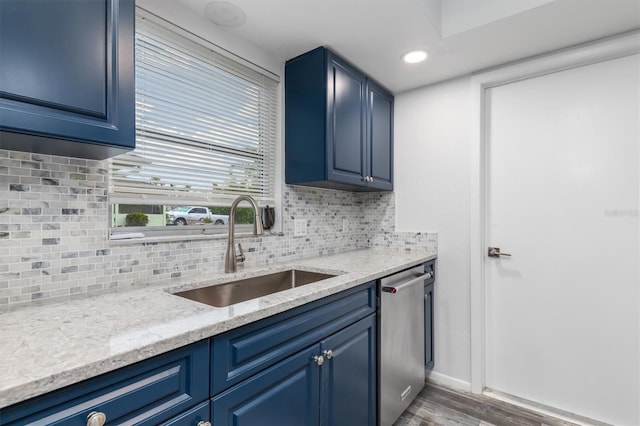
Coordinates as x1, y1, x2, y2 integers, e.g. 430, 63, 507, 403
109, 9, 279, 239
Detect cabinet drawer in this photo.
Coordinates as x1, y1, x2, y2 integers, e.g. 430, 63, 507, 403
211, 281, 376, 395
1, 341, 209, 426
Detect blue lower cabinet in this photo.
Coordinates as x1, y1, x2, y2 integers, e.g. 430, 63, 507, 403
212, 344, 322, 426
424, 282, 434, 370
211, 282, 376, 395
1, 285, 378, 426
320, 314, 376, 426
212, 314, 377, 426
424, 259, 435, 371
0, 341, 210, 426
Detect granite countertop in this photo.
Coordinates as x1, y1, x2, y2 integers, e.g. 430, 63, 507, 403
0, 248, 436, 409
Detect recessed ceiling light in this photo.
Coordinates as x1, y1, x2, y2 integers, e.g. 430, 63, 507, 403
402, 50, 429, 64
204, 1, 246, 28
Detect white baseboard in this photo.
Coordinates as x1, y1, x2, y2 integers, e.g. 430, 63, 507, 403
425, 374, 613, 425
483, 389, 613, 426
425, 371, 471, 392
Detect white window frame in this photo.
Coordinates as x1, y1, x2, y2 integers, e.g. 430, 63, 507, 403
109, 8, 281, 242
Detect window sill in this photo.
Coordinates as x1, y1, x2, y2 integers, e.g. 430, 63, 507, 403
108, 230, 284, 246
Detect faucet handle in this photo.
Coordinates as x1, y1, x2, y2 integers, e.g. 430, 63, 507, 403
236, 243, 246, 263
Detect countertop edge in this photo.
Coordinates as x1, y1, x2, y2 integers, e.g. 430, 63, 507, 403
0, 249, 436, 409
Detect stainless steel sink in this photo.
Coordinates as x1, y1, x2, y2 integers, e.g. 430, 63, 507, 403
174, 269, 337, 307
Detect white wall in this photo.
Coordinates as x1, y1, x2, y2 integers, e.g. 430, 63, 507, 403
394, 77, 473, 388
395, 41, 640, 424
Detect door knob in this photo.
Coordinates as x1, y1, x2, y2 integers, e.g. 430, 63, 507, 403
488, 247, 512, 258
313, 355, 324, 366
322, 349, 333, 360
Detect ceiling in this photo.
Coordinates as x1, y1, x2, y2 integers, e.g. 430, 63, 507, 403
172, 0, 640, 93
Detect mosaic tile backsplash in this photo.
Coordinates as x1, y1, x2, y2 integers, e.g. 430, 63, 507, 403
0, 149, 436, 307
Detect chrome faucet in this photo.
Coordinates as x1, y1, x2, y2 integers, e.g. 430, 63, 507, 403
225, 195, 264, 273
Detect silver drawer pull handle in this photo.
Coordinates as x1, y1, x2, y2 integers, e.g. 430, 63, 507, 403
197, 422, 212, 426
322, 349, 333, 360
313, 355, 324, 366
86, 412, 106, 426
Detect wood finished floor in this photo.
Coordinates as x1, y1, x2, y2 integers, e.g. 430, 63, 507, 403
393, 383, 580, 426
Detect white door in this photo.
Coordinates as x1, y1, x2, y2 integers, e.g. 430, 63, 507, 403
485, 54, 639, 425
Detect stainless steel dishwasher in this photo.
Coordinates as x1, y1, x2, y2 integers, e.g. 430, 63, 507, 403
380, 265, 426, 426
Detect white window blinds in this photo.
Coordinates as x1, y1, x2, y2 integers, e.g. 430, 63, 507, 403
110, 12, 279, 206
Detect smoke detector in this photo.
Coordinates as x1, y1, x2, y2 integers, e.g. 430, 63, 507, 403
204, 1, 246, 28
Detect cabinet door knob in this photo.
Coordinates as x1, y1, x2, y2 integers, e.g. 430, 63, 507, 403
197, 422, 212, 426
322, 349, 333, 360
86, 412, 106, 426
313, 355, 324, 366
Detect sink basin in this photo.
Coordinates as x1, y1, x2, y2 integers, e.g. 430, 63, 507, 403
174, 269, 337, 307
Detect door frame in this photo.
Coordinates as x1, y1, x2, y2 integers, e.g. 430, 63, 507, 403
468, 30, 640, 394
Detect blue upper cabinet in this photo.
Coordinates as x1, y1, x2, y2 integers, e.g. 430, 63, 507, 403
285, 47, 394, 192
0, 0, 135, 160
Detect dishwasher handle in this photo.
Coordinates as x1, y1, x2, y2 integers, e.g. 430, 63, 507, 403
381, 273, 427, 294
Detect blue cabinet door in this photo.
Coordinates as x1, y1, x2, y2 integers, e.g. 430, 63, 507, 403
366, 80, 393, 191
0, 0, 135, 159
212, 344, 321, 426
320, 314, 377, 426
326, 52, 367, 187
